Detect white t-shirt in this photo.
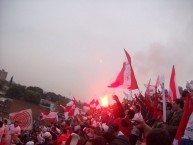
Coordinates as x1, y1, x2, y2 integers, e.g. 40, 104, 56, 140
131, 112, 143, 136
9, 124, 21, 136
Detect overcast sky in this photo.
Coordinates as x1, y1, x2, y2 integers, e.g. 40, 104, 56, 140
0, 0, 193, 102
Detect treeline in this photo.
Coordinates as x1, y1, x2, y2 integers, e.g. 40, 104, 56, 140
0, 80, 70, 105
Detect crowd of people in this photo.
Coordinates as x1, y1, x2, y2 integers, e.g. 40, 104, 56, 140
0, 87, 193, 145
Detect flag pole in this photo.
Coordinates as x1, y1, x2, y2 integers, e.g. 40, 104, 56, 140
161, 75, 167, 122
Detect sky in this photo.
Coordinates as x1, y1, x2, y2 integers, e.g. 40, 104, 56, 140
0, 0, 193, 103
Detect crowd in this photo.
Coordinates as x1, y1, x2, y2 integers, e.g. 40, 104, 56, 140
0, 86, 193, 145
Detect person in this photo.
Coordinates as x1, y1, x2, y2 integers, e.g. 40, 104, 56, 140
105, 123, 131, 145
130, 104, 143, 145
0, 121, 5, 143
9, 121, 21, 137
177, 89, 193, 145
112, 95, 125, 119
114, 109, 135, 139
9, 121, 22, 144
161, 98, 184, 143
166, 102, 172, 119
146, 128, 171, 145
134, 119, 171, 145
1, 119, 11, 145
85, 138, 106, 145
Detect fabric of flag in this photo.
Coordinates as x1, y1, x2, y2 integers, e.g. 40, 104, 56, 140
172, 92, 193, 145
60, 98, 80, 119
144, 79, 156, 96
65, 133, 80, 145
9, 109, 33, 130
108, 49, 138, 90
123, 90, 132, 100
90, 99, 96, 108
155, 75, 160, 88
82, 102, 90, 111
168, 65, 181, 102
83, 99, 101, 111
95, 99, 100, 110
40, 111, 58, 122
186, 80, 193, 92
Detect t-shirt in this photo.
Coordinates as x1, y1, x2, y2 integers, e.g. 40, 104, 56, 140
131, 112, 143, 136
9, 124, 21, 136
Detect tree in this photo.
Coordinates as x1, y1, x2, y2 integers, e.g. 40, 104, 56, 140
26, 86, 43, 95
6, 84, 26, 99
24, 90, 41, 104
45, 92, 59, 102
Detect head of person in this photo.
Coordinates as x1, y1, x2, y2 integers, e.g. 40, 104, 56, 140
166, 103, 172, 110
133, 104, 140, 113
172, 99, 184, 112
146, 128, 170, 145
85, 138, 106, 145
157, 102, 163, 111
103, 123, 119, 143
107, 123, 119, 137
14, 121, 19, 127
0, 121, 3, 128
122, 109, 135, 126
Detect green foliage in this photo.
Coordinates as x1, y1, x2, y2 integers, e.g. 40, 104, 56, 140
5, 82, 71, 106
6, 84, 26, 99
45, 92, 59, 102
26, 86, 43, 95
24, 90, 41, 104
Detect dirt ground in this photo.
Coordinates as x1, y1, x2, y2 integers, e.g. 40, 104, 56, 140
2, 99, 49, 120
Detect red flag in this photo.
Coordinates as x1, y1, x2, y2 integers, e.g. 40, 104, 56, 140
168, 65, 181, 101
108, 49, 138, 90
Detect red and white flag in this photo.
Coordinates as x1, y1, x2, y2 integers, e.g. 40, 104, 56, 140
144, 79, 156, 96
90, 99, 96, 108
123, 90, 132, 100
65, 133, 80, 145
108, 49, 138, 90
40, 111, 58, 122
60, 98, 80, 119
83, 99, 101, 111
82, 102, 90, 111
168, 65, 181, 102
95, 99, 101, 110
9, 109, 33, 130
172, 92, 193, 145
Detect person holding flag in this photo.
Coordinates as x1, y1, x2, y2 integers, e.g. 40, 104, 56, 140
173, 81, 193, 145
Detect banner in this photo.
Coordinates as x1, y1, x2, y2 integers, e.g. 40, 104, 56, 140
9, 109, 33, 130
